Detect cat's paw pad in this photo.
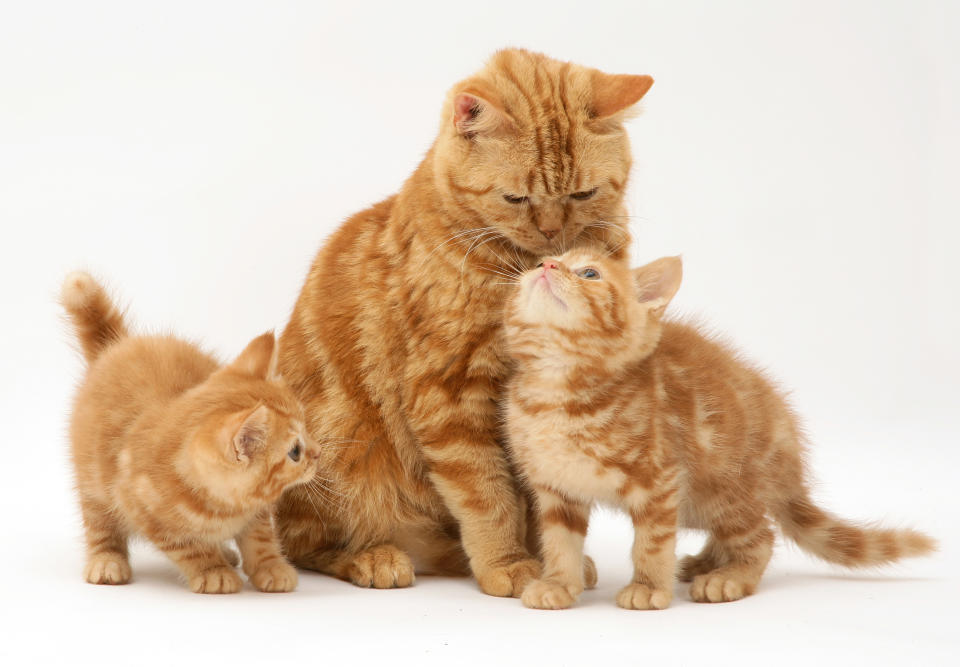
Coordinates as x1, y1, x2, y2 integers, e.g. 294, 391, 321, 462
189, 566, 243, 594
677, 553, 717, 582
521, 579, 578, 610
689, 571, 752, 603
583, 555, 598, 590
348, 544, 415, 589
616, 583, 672, 610
84, 552, 132, 585
476, 556, 541, 598
250, 560, 298, 592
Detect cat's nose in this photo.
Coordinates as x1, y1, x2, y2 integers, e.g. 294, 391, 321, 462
543, 260, 560, 270
540, 228, 559, 240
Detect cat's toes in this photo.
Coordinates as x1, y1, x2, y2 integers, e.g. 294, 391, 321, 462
677, 553, 717, 582
348, 544, 415, 589
189, 566, 243, 594
521, 579, 579, 610
616, 583, 672, 610
250, 560, 298, 593
689, 571, 754, 603
583, 555, 598, 590
475, 556, 542, 598
84, 552, 132, 585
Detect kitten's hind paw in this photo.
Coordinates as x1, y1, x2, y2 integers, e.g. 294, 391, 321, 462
689, 569, 755, 603
583, 555, 598, 590
250, 561, 298, 593
475, 556, 541, 597
616, 583, 672, 610
189, 566, 243, 594
84, 552, 132, 585
521, 579, 579, 610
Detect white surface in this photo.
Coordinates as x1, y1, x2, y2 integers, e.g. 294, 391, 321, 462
1, 1, 957, 665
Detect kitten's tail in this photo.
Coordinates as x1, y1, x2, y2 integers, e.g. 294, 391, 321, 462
61, 271, 129, 364
776, 495, 936, 568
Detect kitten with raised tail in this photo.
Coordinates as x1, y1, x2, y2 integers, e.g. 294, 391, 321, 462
62, 271, 321, 593
503, 250, 935, 610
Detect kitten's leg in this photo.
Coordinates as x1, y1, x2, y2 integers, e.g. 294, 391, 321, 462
295, 544, 416, 589
156, 539, 243, 593
690, 508, 774, 603
618, 488, 679, 610
521, 485, 591, 610
79, 495, 131, 585
236, 510, 298, 592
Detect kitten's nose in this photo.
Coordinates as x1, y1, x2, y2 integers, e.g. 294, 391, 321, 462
543, 260, 560, 270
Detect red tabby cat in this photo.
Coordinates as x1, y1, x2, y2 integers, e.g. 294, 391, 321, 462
63, 271, 320, 593
275, 48, 651, 595
504, 250, 935, 609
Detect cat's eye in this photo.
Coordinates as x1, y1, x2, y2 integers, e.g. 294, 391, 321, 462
288, 442, 302, 462
570, 187, 598, 201
577, 267, 601, 280
503, 194, 529, 204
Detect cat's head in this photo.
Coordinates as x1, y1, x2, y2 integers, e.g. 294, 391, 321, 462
434, 48, 653, 257
185, 332, 322, 508
505, 249, 682, 366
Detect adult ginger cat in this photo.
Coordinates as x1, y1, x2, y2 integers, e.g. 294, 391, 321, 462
63, 272, 320, 593
275, 48, 652, 595
503, 250, 935, 609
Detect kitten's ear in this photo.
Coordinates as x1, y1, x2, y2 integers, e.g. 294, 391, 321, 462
633, 256, 682, 317
452, 82, 516, 138
590, 72, 654, 119
227, 331, 275, 379
230, 404, 270, 465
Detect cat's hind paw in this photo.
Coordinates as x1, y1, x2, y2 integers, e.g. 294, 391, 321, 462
583, 555, 598, 590
189, 566, 243, 594
689, 569, 755, 603
521, 579, 579, 610
475, 556, 541, 598
250, 560, 298, 593
84, 552, 131, 585
616, 583, 672, 610
347, 544, 415, 589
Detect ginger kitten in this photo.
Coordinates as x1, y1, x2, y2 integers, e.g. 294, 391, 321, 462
62, 272, 320, 593
503, 250, 935, 609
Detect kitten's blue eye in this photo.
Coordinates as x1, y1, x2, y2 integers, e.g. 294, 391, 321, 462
503, 194, 529, 204
577, 268, 601, 280
288, 442, 302, 462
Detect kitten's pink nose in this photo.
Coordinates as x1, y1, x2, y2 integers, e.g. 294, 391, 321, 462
543, 260, 560, 271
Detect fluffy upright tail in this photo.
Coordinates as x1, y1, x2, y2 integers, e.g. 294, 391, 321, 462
777, 495, 936, 568
61, 271, 128, 364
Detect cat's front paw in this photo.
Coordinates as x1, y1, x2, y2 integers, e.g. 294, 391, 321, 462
189, 566, 243, 594
84, 552, 132, 585
616, 583, 672, 610
475, 557, 541, 597
521, 579, 579, 610
250, 560, 298, 592
347, 544, 416, 589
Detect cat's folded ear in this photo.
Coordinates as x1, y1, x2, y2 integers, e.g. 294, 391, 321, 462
227, 331, 276, 379
452, 82, 516, 138
230, 404, 270, 465
589, 72, 654, 121
633, 256, 682, 317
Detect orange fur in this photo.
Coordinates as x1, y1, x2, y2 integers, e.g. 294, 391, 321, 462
62, 271, 321, 593
504, 251, 936, 609
275, 48, 653, 595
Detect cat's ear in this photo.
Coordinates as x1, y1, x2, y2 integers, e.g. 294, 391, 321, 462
452, 83, 516, 138
227, 331, 275, 379
633, 256, 682, 317
590, 72, 654, 120
230, 404, 270, 465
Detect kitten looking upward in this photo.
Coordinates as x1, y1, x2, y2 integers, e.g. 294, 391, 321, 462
503, 250, 935, 609
62, 272, 322, 593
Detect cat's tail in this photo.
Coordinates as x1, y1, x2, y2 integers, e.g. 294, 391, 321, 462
776, 494, 936, 568
61, 271, 129, 364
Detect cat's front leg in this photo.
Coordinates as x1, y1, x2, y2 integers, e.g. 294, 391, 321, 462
619, 483, 679, 610
236, 509, 298, 592
521, 485, 591, 610
156, 538, 243, 593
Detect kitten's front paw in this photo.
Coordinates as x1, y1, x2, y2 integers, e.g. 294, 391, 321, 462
347, 544, 415, 589
521, 579, 579, 610
616, 583, 672, 610
189, 566, 243, 594
84, 552, 132, 585
250, 560, 298, 593
475, 557, 541, 597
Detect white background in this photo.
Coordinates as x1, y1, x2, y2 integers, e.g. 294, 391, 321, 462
2, 1, 957, 665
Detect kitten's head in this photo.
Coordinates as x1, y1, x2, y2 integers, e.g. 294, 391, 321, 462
434, 48, 653, 257
185, 332, 322, 508
505, 249, 682, 365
